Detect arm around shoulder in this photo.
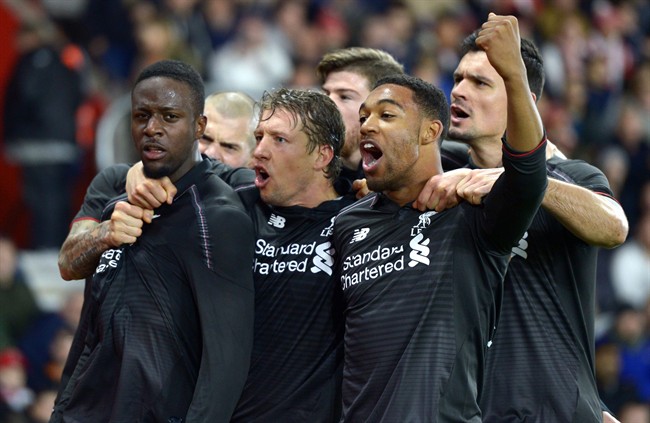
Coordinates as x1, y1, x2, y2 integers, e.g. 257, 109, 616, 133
543, 179, 628, 248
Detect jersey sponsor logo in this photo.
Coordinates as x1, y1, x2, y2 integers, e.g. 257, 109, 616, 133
341, 244, 405, 290
311, 241, 334, 275
408, 233, 431, 267
268, 214, 286, 228
511, 231, 529, 259
253, 239, 334, 276
350, 228, 370, 243
410, 211, 437, 236
95, 248, 124, 274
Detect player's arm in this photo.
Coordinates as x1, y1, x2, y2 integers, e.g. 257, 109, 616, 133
478, 13, 543, 151
58, 202, 152, 280
126, 159, 256, 209
475, 14, 547, 251
542, 179, 628, 248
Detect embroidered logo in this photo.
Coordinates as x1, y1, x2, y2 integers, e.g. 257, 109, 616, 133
268, 214, 286, 228
408, 233, 430, 267
410, 211, 437, 236
320, 217, 336, 237
350, 228, 370, 244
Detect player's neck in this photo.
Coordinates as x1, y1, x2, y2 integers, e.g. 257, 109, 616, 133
295, 181, 340, 209
468, 139, 503, 169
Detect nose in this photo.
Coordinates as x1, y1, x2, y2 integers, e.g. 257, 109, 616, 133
144, 115, 162, 136
253, 135, 269, 160
204, 144, 223, 161
360, 115, 376, 136
450, 79, 465, 101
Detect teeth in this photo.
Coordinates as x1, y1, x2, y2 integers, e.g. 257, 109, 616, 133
364, 143, 374, 149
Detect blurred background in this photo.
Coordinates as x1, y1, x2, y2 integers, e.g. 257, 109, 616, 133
0, 0, 648, 422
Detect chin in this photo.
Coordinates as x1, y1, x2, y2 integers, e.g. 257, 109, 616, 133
143, 164, 171, 179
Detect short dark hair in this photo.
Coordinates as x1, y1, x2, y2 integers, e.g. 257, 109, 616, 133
258, 88, 345, 180
459, 31, 545, 100
135, 60, 205, 116
373, 74, 450, 143
316, 47, 405, 88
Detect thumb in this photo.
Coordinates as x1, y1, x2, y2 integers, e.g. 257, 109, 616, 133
142, 209, 154, 224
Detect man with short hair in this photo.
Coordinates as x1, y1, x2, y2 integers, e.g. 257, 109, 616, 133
50, 60, 255, 422
200, 91, 257, 168
443, 25, 627, 423
317, 47, 405, 188
331, 14, 547, 421
59, 87, 353, 421
317, 46, 470, 191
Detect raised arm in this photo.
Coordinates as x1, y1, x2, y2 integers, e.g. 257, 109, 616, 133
477, 13, 544, 151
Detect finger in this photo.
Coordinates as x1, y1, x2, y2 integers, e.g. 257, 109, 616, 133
141, 209, 154, 224
159, 177, 177, 204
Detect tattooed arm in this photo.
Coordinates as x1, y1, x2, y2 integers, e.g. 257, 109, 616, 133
58, 202, 152, 280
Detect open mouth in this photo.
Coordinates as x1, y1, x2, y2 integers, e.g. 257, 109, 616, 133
450, 105, 469, 122
255, 166, 270, 187
360, 141, 383, 172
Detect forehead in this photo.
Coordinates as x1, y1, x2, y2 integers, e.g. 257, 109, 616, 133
132, 76, 193, 109
364, 83, 414, 108
323, 70, 371, 93
455, 51, 500, 79
257, 108, 302, 132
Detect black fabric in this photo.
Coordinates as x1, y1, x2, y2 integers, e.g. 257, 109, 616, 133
331, 141, 547, 422
51, 160, 255, 423
230, 195, 353, 422
480, 157, 614, 423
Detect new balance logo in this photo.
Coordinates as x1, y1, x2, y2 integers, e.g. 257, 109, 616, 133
350, 228, 370, 244
408, 233, 430, 267
268, 214, 286, 228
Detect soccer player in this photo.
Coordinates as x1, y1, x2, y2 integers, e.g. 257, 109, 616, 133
440, 27, 628, 423
200, 91, 258, 168
59, 88, 353, 421
51, 60, 255, 422
317, 47, 405, 188
317, 47, 472, 192
331, 14, 547, 421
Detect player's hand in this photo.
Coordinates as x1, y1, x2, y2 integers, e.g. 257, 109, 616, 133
103, 201, 151, 246
476, 13, 524, 82
352, 178, 370, 199
126, 161, 176, 209
456, 168, 503, 205
412, 168, 471, 212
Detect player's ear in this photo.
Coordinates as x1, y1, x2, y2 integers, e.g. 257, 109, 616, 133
315, 144, 334, 171
195, 114, 207, 140
422, 119, 443, 146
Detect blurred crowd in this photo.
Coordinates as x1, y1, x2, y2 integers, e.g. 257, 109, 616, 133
0, 0, 649, 421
